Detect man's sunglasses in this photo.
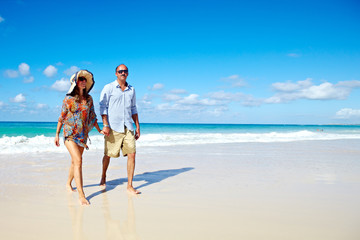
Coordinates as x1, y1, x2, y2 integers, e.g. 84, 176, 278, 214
117, 70, 128, 74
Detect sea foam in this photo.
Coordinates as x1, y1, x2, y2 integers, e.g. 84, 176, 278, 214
1, 130, 359, 154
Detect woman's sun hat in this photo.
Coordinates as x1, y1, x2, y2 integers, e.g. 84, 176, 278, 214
67, 70, 94, 94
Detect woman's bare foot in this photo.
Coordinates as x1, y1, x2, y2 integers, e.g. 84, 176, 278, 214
79, 196, 90, 205
127, 186, 141, 194
66, 184, 76, 193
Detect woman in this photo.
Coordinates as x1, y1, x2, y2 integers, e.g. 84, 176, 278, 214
55, 70, 103, 205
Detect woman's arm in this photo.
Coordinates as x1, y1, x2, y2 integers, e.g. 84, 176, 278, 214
55, 97, 69, 147
55, 121, 63, 147
94, 119, 104, 135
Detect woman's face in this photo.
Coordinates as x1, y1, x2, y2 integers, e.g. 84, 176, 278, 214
77, 77, 87, 90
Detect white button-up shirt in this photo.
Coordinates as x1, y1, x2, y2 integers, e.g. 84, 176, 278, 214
99, 80, 138, 133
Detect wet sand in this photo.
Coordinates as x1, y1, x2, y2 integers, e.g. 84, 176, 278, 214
0, 140, 360, 239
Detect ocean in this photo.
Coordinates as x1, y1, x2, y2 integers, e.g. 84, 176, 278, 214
1, 122, 360, 154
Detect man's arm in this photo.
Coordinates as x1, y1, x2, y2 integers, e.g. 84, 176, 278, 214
131, 88, 140, 139
101, 114, 110, 136
132, 113, 140, 140
100, 85, 110, 136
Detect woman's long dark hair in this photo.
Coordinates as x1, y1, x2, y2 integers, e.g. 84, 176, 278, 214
68, 77, 90, 103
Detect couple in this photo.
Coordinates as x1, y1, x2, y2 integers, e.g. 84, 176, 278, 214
54, 64, 140, 205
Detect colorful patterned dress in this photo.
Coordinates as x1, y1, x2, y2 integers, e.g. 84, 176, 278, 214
58, 95, 97, 149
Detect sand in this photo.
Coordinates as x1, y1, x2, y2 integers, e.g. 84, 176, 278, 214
0, 140, 360, 240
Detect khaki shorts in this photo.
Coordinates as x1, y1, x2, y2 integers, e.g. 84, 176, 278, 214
104, 127, 136, 157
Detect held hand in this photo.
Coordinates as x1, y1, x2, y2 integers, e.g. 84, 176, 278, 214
103, 126, 110, 136
135, 129, 140, 140
99, 130, 105, 135
55, 135, 60, 147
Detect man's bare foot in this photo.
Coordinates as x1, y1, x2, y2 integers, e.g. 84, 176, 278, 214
127, 186, 141, 194
66, 184, 76, 193
99, 177, 106, 188
79, 196, 90, 205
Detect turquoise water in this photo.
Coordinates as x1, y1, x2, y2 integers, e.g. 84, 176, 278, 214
1, 121, 360, 137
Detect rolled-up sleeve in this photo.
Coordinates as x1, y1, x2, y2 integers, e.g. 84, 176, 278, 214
99, 85, 109, 115
131, 88, 138, 115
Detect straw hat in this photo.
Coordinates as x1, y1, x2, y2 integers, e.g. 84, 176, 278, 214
67, 70, 94, 94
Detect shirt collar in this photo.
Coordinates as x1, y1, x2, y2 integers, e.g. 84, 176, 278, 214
114, 80, 130, 90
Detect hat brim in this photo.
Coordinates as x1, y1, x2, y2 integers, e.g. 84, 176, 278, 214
67, 70, 94, 94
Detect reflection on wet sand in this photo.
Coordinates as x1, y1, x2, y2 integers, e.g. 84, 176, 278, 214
66, 168, 194, 239
67, 193, 86, 240
102, 191, 140, 240
67, 191, 140, 240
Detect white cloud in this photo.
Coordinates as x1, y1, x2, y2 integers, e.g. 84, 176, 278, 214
43, 65, 57, 77
170, 89, 187, 94
337, 80, 360, 88
0, 101, 4, 108
266, 78, 360, 103
207, 106, 228, 117
151, 92, 223, 116
4, 63, 31, 79
177, 94, 199, 104
138, 94, 154, 108
208, 91, 244, 101
241, 96, 264, 107
178, 94, 218, 106
51, 78, 70, 92
0, 16, 4, 23
11, 93, 26, 103
23, 76, 34, 83
150, 83, 164, 90
163, 93, 182, 101
4, 69, 19, 78
272, 78, 313, 92
18, 63, 30, 76
156, 103, 193, 111
64, 66, 80, 76
221, 75, 246, 88
335, 108, 360, 119
264, 95, 282, 104
36, 103, 48, 109
300, 82, 348, 100
142, 93, 153, 102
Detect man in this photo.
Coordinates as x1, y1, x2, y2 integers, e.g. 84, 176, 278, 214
99, 64, 140, 194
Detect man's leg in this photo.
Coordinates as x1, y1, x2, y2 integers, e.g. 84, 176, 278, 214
127, 153, 140, 194
100, 155, 110, 187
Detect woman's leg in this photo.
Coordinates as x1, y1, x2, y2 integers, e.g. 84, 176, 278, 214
66, 146, 85, 192
65, 140, 89, 205
67, 162, 75, 192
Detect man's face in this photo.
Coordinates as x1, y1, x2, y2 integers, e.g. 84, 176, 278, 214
116, 65, 128, 81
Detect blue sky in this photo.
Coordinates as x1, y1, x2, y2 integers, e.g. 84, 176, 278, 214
1, 0, 360, 124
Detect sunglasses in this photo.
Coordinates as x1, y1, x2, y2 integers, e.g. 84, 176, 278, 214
117, 70, 128, 74
78, 77, 87, 82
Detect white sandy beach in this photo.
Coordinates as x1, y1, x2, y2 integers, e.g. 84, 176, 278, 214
1, 140, 360, 240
